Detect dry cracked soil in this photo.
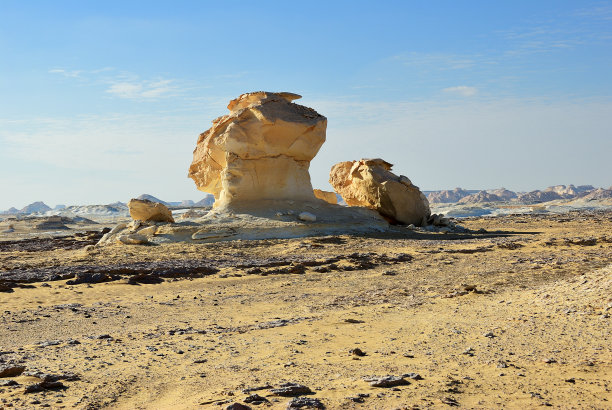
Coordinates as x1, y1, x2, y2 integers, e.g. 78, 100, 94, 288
0, 211, 611, 409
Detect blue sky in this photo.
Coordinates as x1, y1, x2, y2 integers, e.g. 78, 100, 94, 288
1, 0, 611, 208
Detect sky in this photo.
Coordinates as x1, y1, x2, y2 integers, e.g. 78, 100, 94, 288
1, 0, 611, 209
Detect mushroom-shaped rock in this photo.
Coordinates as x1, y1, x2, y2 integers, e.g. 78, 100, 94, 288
188, 92, 327, 209
128, 199, 174, 223
329, 158, 430, 225
313, 189, 338, 204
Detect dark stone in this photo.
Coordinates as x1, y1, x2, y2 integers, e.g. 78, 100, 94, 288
0, 365, 25, 378
365, 376, 410, 388
270, 382, 313, 396
287, 397, 325, 409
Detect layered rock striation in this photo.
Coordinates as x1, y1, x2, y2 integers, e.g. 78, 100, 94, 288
188, 92, 327, 209
329, 158, 430, 225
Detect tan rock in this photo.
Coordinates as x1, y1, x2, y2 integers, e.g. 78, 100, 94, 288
188, 91, 327, 208
127, 199, 174, 223
117, 234, 150, 245
313, 189, 337, 204
329, 158, 430, 225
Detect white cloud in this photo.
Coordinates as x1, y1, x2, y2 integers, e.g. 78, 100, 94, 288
442, 86, 478, 97
49, 68, 82, 78
106, 79, 177, 100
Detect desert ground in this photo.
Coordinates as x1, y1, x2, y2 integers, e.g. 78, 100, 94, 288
1, 211, 611, 409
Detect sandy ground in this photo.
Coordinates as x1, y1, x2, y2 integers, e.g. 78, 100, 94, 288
1, 211, 611, 409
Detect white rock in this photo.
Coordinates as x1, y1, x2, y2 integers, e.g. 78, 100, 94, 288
298, 212, 317, 222
117, 234, 149, 245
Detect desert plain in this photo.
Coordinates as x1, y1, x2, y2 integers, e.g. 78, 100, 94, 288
1, 210, 610, 409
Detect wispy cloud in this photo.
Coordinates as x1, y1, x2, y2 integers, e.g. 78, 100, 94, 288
49, 68, 82, 78
106, 79, 178, 100
393, 52, 478, 70
48, 66, 182, 101
442, 86, 478, 97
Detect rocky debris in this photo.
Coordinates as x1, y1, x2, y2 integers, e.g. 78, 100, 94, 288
364, 375, 410, 388
0, 229, 108, 252
286, 397, 325, 409
0, 379, 19, 387
313, 189, 337, 204
403, 372, 423, 380
440, 396, 460, 406
37, 340, 62, 347
65, 272, 120, 285
1, 249, 416, 288
0, 259, 218, 286
178, 209, 209, 220
0, 365, 25, 377
128, 198, 174, 223
242, 385, 273, 394
24, 381, 66, 393
243, 394, 269, 404
329, 158, 430, 225
346, 393, 369, 403
189, 91, 327, 208
22, 371, 79, 382
226, 403, 251, 410
269, 382, 313, 396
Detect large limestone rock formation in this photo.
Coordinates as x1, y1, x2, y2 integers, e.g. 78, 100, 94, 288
128, 199, 174, 223
188, 92, 327, 209
329, 158, 430, 225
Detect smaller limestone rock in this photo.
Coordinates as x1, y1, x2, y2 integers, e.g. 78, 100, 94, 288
128, 199, 174, 223
117, 234, 150, 245
137, 225, 158, 236
329, 158, 430, 226
298, 212, 317, 222
313, 189, 337, 204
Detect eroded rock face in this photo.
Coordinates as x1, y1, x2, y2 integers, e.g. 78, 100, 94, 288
188, 92, 327, 208
127, 199, 174, 223
329, 158, 430, 225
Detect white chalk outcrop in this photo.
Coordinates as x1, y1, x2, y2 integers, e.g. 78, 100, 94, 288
329, 158, 430, 226
188, 91, 327, 209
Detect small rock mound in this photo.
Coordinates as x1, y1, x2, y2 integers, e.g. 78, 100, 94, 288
128, 199, 174, 223
329, 158, 430, 226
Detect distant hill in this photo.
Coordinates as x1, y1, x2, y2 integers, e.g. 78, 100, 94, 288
427, 188, 472, 203
193, 195, 215, 207
20, 201, 52, 214
136, 194, 169, 205
486, 188, 517, 201
457, 191, 503, 204
0, 207, 19, 215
